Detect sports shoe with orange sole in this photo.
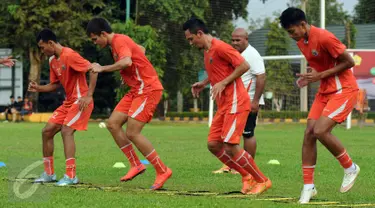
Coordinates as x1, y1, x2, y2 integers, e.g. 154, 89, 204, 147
120, 164, 146, 182
150, 168, 172, 190
246, 179, 272, 195
241, 175, 257, 194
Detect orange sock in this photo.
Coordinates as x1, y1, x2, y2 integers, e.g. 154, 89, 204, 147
121, 144, 141, 167
146, 150, 167, 175
233, 149, 268, 183
66, 158, 76, 179
215, 148, 249, 177
336, 150, 353, 169
43, 156, 54, 175
303, 165, 315, 184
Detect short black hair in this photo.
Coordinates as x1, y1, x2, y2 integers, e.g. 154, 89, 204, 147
36, 28, 57, 43
86, 17, 113, 36
17, 96, 22, 99
279, 7, 307, 29
10, 95, 14, 99
182, 17, 209, 34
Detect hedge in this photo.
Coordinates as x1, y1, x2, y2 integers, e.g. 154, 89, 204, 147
90, 111, 375, 120
164, 111, 375, 119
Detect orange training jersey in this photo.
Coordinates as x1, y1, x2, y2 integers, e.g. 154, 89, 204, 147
111, 34, 163, 94
49, 47, 91, 107
297, 25, 358, 94
204, 38, 250, 113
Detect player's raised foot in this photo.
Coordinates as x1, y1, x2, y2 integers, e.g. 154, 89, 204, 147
34, 172, 57, 183
298, 186, 317, 204
150, 168, 172, 190
55, 174, 79, 186
212, 164, 231, 174
241, 175, 256, 194
120, 164, 146, 182
340, 163, 360, 193
246, 179, 272, 195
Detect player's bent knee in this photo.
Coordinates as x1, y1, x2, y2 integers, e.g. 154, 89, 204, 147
42, 126, 56, 138
304, 127, 315, 138
223, 144, 236, 157
313, 127, 327, 139
61, 126, 75, 137
207, 142, 221, 154
125, 130, 139, 141
106, 120, 120, 131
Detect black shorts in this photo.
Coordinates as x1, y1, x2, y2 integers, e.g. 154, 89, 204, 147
242, 111, 258, 138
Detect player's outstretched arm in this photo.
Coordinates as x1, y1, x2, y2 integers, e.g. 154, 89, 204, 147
191, 78, 210, 98
91, 57, 132, 73
0, 56, 16, 67
28, 81, 60, 93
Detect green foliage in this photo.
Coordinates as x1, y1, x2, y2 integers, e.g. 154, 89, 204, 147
265, 20, 294, 95
137, 0, 251, 100
1, 0, 105, 52
166, 111, 209, 118
288, 0, 349, 26
261, 111, 308, 119
354, 0, 375, 23
342, 20, 357, 49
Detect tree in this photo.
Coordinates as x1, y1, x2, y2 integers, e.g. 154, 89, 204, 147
265, 20, 295, 111
354, 0, 375, 23
288, 0, 348, 26
136, 0, 265, 112
0, 0, 105, 107
342, 20, 357, 49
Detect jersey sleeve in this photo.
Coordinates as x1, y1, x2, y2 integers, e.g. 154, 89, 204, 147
217, 44, 245, 69
68, 51, 91, 72
113, 37, 132, 60
49, 64, 59, 84
321, 31, 346, 59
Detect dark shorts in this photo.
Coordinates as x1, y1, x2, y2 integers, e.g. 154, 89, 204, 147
242, 111, 258, 138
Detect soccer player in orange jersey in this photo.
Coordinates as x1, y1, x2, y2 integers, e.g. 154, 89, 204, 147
280, 8, 360, 204
29, 29, 98, 186
183, 17, 271, 195
86, 18, 172, 190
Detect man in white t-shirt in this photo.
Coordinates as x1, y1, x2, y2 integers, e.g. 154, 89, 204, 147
213, 28, 266, 174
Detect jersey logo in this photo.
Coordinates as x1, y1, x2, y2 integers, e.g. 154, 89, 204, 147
114, 54, 118, 60
56, 68, 62, 76
62, 65, 66, 70
51, 112, 59, 119
312, 49, 319, 56
209, 57, 213, 64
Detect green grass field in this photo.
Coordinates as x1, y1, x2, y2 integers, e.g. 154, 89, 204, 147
0, 122, 374, 207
